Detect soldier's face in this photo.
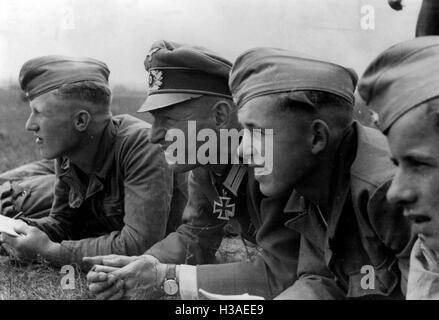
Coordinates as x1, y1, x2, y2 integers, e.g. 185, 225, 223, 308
25, 92, 79, 160
149, 99, 214, 173
386, 102, 439, 253
238, 95, 315, 197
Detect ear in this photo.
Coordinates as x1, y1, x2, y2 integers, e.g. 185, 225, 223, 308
310, 119, 330, 155
73, 110, 91, 132
212, 100, 233, 129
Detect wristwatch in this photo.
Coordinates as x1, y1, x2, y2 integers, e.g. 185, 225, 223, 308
163, 264, 179, 296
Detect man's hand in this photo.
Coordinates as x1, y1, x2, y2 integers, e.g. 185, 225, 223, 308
83, 254, 141, 300
83, 254, 140, 268
85, 254, 167, 300
0, 222, 60, 262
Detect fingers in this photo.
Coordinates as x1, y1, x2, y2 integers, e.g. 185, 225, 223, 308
94, 276, 125, 300
1, 233, 18, 246
103, 255, 136, 267
13, 221, 29, 234
88, 273, 118, 294
92, 264, 119, 273
83, 256, 106, 266
88, 255, 137, 268
2, 221, 31, 245
107, 288, 125, 300
87, 270, 110, 283
83, 254, 129, 267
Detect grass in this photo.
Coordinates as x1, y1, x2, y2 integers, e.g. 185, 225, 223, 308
0, 237, 258, 300
0, 255, 93, 300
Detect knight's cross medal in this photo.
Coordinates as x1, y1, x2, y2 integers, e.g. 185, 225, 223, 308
214, 196, 235, 220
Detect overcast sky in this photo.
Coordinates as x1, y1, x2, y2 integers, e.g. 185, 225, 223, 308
0, 0, 422, 89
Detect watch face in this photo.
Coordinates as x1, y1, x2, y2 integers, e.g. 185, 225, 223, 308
163, 279, 179, 295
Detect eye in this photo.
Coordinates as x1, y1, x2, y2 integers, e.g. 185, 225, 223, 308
163, 115, 180, 122
404, 156, 434, 172
390, 157, 399, 166
408, 159, 428, 168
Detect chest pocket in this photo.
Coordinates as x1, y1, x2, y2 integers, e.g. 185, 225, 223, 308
346, 257, 401, 299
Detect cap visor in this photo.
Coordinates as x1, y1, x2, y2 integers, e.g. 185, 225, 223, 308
137, 93, 202, 112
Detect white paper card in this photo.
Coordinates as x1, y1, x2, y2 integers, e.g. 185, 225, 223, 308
0, 215, 20, 237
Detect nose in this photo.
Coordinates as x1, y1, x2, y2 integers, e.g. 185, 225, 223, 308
386, 170, 417, 209
25, 113, 38, 132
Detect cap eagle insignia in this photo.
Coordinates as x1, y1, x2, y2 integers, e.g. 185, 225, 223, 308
148, 70, 163, 91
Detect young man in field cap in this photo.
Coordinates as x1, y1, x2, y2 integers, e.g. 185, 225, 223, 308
84, 40, 300, 300
358, 36, 439, 299
0, 55, 176, 266
231, 47, 414, 299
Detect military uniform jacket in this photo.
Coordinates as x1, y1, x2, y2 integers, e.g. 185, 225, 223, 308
276, 122, 415, 300
23, 114, 174, 265
147, 165, 300, 299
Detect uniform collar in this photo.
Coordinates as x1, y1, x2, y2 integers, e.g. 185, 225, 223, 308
283, 190, 306, 214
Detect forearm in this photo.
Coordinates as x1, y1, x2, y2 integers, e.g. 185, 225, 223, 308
176, 255, 295, 300
58, 226, 162, 265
